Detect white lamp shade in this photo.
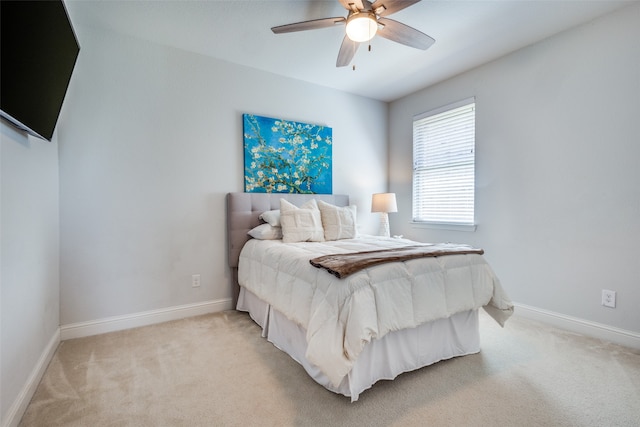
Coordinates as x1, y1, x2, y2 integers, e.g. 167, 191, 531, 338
345, 13, 378, 42
371, 193, 397, 213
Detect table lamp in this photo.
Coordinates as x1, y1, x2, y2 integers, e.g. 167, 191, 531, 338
371, 193, 397, 237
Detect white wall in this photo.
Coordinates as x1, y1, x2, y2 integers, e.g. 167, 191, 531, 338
389, 4, 640, 334
1, 124, 60, 426
57, 26, 387, 325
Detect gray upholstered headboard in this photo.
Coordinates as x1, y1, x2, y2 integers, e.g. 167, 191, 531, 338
226, 192, 349, 304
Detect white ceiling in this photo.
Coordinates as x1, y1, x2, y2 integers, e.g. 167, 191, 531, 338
64, 0, 635, 102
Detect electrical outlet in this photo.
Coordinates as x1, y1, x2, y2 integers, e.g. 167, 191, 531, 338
192, 274, 201, 288
601, 289, 616, 308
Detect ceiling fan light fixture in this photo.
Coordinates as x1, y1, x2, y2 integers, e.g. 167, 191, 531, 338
345, 12, 378, 42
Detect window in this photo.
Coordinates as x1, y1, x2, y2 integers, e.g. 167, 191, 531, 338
412, 98, 476, 228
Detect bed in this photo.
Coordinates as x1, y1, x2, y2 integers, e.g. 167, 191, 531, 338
227, 192, 513, 402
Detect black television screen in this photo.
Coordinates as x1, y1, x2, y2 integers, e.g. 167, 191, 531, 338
1, 0, 80, 141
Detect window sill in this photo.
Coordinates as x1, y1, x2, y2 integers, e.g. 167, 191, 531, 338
410, 221, 477, 232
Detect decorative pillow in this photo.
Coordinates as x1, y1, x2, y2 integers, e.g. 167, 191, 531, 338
248, 223, 282, 240
259, 209, 281, 227
280, 199, 324, 243
317, 200, 357, 241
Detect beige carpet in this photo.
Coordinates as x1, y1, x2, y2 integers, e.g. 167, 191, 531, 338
20, 310, 640, 426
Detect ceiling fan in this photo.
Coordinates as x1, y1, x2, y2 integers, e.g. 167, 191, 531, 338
271, 0, 435, 68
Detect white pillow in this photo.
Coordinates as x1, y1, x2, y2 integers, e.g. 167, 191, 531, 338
248, 223, 282, 240
317, 200, 357, 241
280, 199, 324, 243
259, 209, 281, 227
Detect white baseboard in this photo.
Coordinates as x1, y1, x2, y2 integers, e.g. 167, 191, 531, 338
60, 298, 233, 340
3, 329, 60, 427
513, 302, 640, 350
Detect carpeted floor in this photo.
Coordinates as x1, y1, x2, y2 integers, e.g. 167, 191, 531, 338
19, 310, 640, 426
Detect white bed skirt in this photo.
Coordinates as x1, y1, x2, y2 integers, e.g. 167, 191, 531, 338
237, 287, 480, 402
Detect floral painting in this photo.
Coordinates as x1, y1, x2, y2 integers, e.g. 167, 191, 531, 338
243, 114, 332, 194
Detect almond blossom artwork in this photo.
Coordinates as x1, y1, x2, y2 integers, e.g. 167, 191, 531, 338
243, 114, 332, 194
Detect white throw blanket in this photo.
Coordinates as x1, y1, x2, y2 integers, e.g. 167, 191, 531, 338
238, 236, 513, 387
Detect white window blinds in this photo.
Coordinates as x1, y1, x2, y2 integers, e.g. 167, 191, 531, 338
413, 98, 476, 225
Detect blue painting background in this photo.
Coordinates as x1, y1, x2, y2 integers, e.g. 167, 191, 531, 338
243, 114, 332, 194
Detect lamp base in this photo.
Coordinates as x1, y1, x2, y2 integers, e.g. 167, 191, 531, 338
378, 212, 390, 238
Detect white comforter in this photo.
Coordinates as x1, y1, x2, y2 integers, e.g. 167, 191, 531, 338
238, 235, 513, 387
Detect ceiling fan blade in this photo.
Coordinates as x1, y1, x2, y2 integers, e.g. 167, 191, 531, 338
271, 17, 345, 34
371, 0, 421, 17
376, 18, 435, 50
336, 35, 360, 67
338, 0, 365, 12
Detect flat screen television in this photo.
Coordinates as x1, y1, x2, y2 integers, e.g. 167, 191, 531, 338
1, 0, 80, 142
